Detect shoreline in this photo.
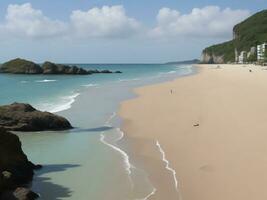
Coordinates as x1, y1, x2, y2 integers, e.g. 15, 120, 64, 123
119, 64, 267, 200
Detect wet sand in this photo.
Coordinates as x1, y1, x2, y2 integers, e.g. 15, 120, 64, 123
119, 64, 267, 200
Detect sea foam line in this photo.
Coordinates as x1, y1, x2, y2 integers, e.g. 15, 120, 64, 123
156, 140, 178, 191
39, 92, 80, 113
35, 79, 57, 83
137, 188, 157, 200
100, 112, 135, 187
100, 134, 132, 175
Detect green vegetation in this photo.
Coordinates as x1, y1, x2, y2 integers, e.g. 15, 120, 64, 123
247, 53, 257, 62
203, 10, 267, 63
0, 58, 42, 74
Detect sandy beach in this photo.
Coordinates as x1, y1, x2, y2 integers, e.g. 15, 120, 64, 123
119, 64, 267, 200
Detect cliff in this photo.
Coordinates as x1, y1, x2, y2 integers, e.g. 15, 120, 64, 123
201, 10, 267, 64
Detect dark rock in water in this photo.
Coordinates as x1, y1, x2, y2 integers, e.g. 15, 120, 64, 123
0, 58, 43, 74
0, 128, 40, 200
42, 61, 59, 74
0, 103, 72, 131
42, 62, 89, 75
0, 58, 122, 75
1, 187, 39, 200
100, 70, 113, 74
115, 71, 122, 73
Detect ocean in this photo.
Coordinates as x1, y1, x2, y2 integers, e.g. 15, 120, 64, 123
0, 64, 194, 200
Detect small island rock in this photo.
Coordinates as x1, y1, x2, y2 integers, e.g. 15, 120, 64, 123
0, 103, 72, 131
0, 58, 42, 74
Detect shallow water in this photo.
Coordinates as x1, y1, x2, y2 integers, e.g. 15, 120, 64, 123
3, 64, 195, 200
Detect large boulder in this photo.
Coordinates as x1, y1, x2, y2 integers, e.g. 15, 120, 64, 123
0, 127, 40, 200
0, 58, 43, 74
0, 103, 72, 131
42, 61, 59, 74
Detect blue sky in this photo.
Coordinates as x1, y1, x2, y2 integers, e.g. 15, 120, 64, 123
0, 0, 265, 63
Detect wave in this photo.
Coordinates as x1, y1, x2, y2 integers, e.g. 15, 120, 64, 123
156, 140, 178, 191
100, 133, 134, 187
37, 93, 80, 113
81, 83, 99, 87
35, 79, 57, 83
20, 80, 29, 84
166, 70, 177, 74
117, 78, 141, 83
139, 188, 156, 200
100, 112, 135, 186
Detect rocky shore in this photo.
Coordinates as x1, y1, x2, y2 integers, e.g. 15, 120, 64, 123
0, 103, 72, 131
0, 102, 75, 199
0, 58, 122, 75
0, 127, 41, 200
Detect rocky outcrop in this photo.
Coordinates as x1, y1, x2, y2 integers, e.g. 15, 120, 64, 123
0, 58, 43, 74
42, 62, 89, 75
0, 58, 122, 75
0, 103, 72, 131
0, 127, 41, 200
201, 52, 225, 64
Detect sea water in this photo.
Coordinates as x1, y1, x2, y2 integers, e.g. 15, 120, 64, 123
0, 64, 194, 200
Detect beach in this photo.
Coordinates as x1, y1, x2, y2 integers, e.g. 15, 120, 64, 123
120, 64, 267, 200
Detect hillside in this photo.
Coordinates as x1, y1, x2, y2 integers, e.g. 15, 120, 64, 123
201, 10, 267, 64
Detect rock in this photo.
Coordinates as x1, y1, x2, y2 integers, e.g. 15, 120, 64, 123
100, 70, 113, 74
0, 103, 72, 131
0, 58, 43, 74
0, 59, 122, 75
2, 171, 12, 179
115, 71, 122, 73
0, 128, 40, 200
0, 187, 39, 200
13, 188, 39, 200
201, 52, 225, 64
42, 62, 89, 75
42, 61, 59, 74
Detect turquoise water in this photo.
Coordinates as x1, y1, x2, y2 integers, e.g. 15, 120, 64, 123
0, 64, 185, 112
1, 64, 194, 200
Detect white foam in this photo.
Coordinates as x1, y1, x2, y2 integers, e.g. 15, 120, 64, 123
35, 79, 57, 83
100, 113, 135, 187
166, 70, 177, 74
100, 133, 133, 177
156, 140, 179, 191
37, 93, 80, 113
117, 78, 140, 82
81, 83, 98, 87
137, 188, 157, 200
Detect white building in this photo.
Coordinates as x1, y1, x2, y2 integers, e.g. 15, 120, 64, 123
257, 43, 267, 61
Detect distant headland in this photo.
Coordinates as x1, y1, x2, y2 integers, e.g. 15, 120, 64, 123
0, 58, 122, 75
201, 10, 267, 65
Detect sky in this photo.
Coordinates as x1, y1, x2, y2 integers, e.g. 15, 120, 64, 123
0, 0, 265, 63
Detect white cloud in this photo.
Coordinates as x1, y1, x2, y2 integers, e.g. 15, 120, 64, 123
150, 6, 250, 38
3, 3, 67, 38
0, 4, 251, 41
70, 5, 141, 38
